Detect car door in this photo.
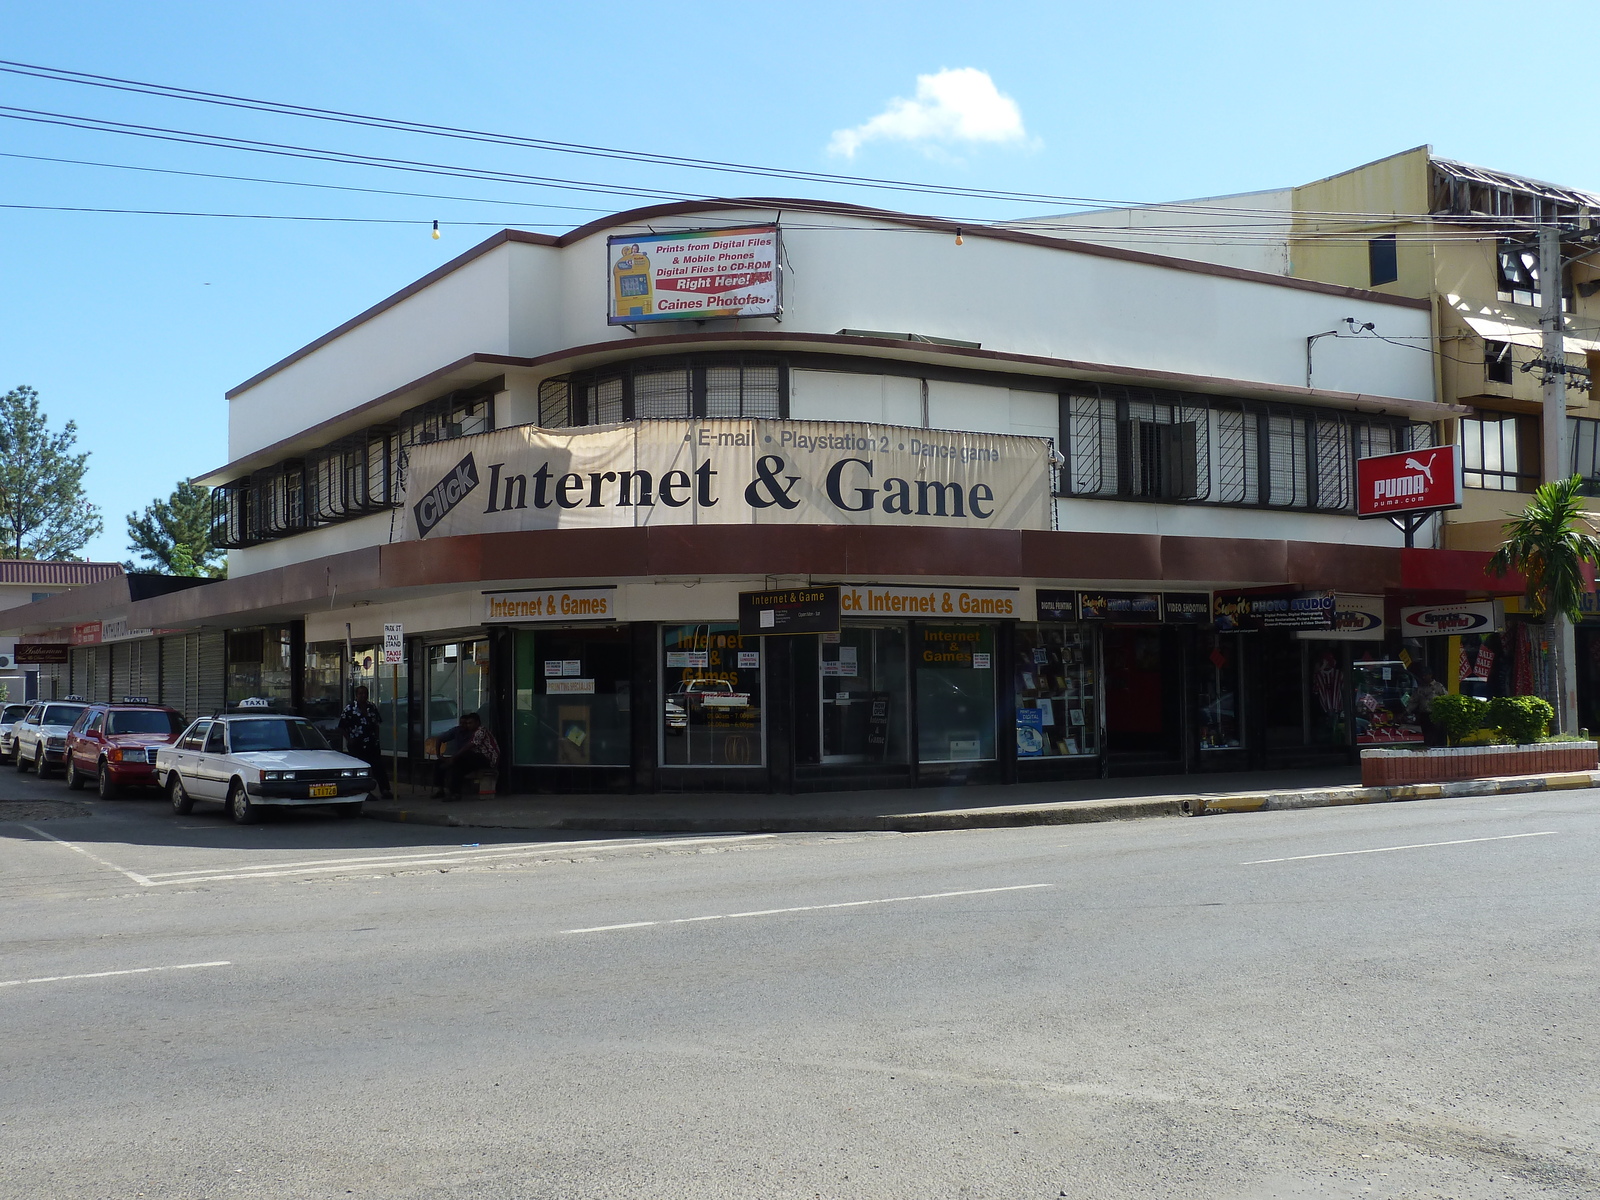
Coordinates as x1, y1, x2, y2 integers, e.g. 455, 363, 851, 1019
73, 710, 104, 774
16, 705, 42, 761
167, 719, 208, 792
193, 721, 230, 800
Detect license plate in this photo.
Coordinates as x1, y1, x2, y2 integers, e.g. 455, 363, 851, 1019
309, 783, 338, 798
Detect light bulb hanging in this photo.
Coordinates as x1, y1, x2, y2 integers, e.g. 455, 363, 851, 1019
954, 228, 964, 246
431, 220, 441, 240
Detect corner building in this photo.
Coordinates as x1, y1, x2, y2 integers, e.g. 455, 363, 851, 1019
3, 199, 1473, 795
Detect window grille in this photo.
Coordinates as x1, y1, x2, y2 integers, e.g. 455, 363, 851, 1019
1314, 418, 1353, 510
633, 368, 691, 419
1265, 414, 1309, 508
1213, 404, 1259, 504
1063, 393, 1118, 497
537, 356, 786, 427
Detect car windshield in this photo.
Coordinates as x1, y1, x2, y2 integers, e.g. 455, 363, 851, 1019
228, 719, 330, 753
42, 705, 87, 726
1, 704, 29, 722
108, 710, 185, 736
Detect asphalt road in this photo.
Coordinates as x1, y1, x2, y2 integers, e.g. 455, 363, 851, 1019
2, 769, 1597, 1199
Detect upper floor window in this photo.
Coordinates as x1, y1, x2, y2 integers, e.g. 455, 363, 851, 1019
538, 356, 786, 428
1460, 412, 1534, 491
1497, 240, 1574, 312
1485, 339, 1515, 385
1368, 235, 1398, 286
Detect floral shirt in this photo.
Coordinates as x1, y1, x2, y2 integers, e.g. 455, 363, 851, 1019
338, 700, 382, 755
467, 725, 500, 769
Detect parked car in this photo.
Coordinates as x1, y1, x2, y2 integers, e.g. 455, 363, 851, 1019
0, 702, 32, 761
664, 679, 749, 732
156, 713, 373, 824
64, 701, 187, 799
13, 699, 91, 777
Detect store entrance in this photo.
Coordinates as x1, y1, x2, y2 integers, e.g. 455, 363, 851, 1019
819, 625, 908, 764
1103, 625, 1184, 767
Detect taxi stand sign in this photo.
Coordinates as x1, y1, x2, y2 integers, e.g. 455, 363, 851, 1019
1355, 445, 1462, 547
382, 623, 405, 666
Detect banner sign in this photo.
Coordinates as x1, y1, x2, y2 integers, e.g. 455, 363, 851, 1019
101, 618, 153, 643
1161, 593, 1213, 624
1356, 445, 1462, 518
1214, 590, 1336, 631
400, 420, 1052, 540
1076, 591, 1161, 622
836, 584, 1019, 618
485, 587, 616, 623
609, 225, 780, 324
1035, 589, 1077, 622
1401, 600, 1503, 637
15, 643, 69, 664
1297, 594, 1386, 641
738, 587, 840, 636
70, 622, 102, 646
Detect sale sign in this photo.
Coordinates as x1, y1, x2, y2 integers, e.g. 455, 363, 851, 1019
608, 225, 780, 323
1356, 445, 1461, 517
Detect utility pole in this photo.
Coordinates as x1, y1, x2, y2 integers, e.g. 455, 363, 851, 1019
1539, 221, 1578, 731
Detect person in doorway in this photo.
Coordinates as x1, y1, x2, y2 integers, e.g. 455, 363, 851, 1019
338, 685, 394, 799
1410, 665, 1449, 746
431, 712, 499, 800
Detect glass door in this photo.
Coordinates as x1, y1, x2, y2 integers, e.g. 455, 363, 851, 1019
819, 625, 908, 764
427, 640, 491, 747
915, 624, 997, 763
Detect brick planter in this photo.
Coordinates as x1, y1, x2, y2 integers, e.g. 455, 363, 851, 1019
1360, 741, 1599, 787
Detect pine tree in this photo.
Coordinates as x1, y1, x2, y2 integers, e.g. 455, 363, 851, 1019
0, 385, 102, 560
126, 481, 226, 577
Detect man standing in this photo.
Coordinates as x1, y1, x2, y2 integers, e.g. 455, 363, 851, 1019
432, 712, 499, 800
338, 685, 394, 800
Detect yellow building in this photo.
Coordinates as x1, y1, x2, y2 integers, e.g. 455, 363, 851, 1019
1286, 147, 1600, 550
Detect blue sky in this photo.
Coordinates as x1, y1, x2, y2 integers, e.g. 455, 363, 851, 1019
1, 0, 1595, 563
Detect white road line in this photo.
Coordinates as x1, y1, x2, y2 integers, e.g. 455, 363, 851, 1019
563, 883, 1054, 934
0, 960, 231, 989
141, 834, 777, 886
18, 824, 155, 886
1242, 831, 1559, 865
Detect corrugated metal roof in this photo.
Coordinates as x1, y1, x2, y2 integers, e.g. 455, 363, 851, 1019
0, 560, 124, 585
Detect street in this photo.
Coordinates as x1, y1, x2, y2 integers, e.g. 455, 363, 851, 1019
2, 775, 1597, 1199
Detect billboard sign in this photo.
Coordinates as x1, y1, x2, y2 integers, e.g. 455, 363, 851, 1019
1401, 600, 1503, 637
738, 587, 840, 637
1296, 594, 1386, 641
609, 225, 780, 324
1356, 445, 1462, 518
15, 643, 69, 664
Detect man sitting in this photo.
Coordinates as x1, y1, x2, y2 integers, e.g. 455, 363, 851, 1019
431, 712, 499, 800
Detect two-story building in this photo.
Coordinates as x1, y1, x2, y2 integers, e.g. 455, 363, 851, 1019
0, 198, 1475, 796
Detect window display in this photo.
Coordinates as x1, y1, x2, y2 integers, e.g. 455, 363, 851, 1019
661, 623, 763, 766
1352, 658, 1424, 744
916, 625, 995, 763
225, 625, 293, 707
1013, 626, 1098, 757
514, 628, 631, 766
1197, 633, 1245, 750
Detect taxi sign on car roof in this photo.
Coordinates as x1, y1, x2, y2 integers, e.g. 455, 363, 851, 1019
120, 696, 150, 704
237, 697, 273, 709
64, 695, 86, 702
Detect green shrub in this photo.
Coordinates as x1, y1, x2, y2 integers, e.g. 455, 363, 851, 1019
1487, 695, 1555, 745
1430, 693, 1490, 746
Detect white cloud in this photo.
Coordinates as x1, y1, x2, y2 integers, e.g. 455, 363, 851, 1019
828, 68, 1028, 159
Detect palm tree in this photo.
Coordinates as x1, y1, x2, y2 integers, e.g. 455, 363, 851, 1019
1488, 475, 1600, 730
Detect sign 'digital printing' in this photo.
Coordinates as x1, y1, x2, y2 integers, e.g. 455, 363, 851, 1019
609, 225, 780, 324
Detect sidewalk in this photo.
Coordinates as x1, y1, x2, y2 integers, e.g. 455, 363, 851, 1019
360, 766, 1600, 833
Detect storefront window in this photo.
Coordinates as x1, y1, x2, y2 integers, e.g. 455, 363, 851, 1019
427, 641, 491, 747
1304, 643, 1349, 745
225, 625, 293, 707
819, 625, 908, 764
303, 641, 344, 741
1197, 633, 1245, 751
1014, 625, 1098, 758
514, 628, 631, 766
352, 643, 410, 756
916, 625, 996, 763
1352, 656, 1424, 745
661, 623, 763, 766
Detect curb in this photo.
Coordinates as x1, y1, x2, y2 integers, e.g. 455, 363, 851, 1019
359, 770, 1599, 834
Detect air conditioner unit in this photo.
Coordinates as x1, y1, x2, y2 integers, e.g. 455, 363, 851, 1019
0, 654, 13, 669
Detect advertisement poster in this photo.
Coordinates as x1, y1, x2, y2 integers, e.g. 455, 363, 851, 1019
609, 225, 780, 324
402, 420, 1053, 539
1356, 445, 1462, 517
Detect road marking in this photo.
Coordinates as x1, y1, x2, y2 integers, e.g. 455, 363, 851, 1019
0, 960, 231, 989
1242, 831, 1559, 865
18, 824, 154, 886
563, 883, 1054, 934
139, 833, 777, 886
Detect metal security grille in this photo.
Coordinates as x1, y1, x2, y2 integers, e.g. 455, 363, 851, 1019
197, 632, 225, 717
92, 645, 112, 703
537, 355, 788, 427
110, 642, 130, 702
159, 635, 188, 714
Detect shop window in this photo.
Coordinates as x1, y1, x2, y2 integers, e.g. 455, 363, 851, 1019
225, 625, 292, 707
1013, 625, 1097, 758
818, 625, 907, 764
303, 642, 345, 742
1352, 656, 1424, 745
350, 644, 409, 756
915, 625, 996, 763
427, 641, 491, 749
661, 624, 763, 767
513, 628, 632, 767
1196, 634, 1244, 751
1305, 644, 1350, 745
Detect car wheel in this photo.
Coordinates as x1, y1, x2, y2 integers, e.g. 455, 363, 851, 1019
66, 757, 86, 790
167, 773, 194, 815
34, 746, 49, 778
15, 744, 28, 773
227, 779, 258, 825
335, 801, 364, 819
97, 761, 120, 800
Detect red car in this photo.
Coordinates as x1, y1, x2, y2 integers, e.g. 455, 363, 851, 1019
65, 701, 187, 799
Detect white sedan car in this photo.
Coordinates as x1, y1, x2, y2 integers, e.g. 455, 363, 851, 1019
157, 713, 374, 824
13, 699, 91, 777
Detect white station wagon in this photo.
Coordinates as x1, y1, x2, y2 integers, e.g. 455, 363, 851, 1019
157, 712, 373, 824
